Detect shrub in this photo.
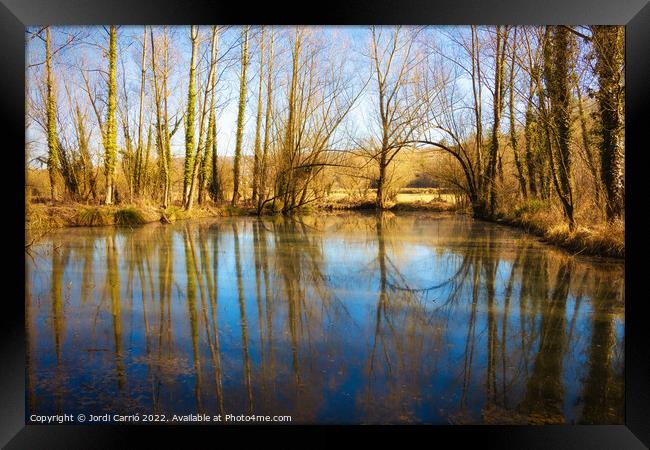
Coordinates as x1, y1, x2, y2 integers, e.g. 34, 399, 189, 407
223, 205, 246, 216
512, 199, 547, 219
113, 207, 146, 226
77, 207, 111, 226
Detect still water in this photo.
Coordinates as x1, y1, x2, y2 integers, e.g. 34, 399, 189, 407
26, 212, 624, 424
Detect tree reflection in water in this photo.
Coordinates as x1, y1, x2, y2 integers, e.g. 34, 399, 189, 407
26, 213, 624, 424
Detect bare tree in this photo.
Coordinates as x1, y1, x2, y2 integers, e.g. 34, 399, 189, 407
256, 27, 275, 214
364, 26, 423, 209
486, 25, 509, 215
507, 27, 528, 199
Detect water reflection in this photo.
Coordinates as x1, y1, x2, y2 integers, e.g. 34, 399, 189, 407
26, 213, 624, 424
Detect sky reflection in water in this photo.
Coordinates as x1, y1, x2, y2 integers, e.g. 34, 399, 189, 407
26, 213, 624, 424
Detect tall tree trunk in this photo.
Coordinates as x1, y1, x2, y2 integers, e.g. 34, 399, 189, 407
257, 28, 274, 214
279, 30, 300, 213
231, 26, 250, 206
150, 27, 170, 208
487, 26, 508, 215
135, 26, 147, 197
523, 27, 542, 198
143, 122, 152, 196
576, 82, 601, 206
543, 26, 575, 230
187, 26, 218, 211
591, 25, 624, 222
524, 81, 538, 198
251, 27, 265, 205
45, 27, 59, 202
104, 25, 118, 205
508, 28, 528, 199
209, 115, 221, 202
199, 30, 220, 206
471, 26, 484, 195
376, 152, 387, 210
163, 28, 172, 207
371, 27, 391, 210
199, 74, 216, 206
119, 55, 134, 204
183, 26, 199, 207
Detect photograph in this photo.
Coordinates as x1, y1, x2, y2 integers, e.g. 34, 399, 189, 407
22, 23, 628, 427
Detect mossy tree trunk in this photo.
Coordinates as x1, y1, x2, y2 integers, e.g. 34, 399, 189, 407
183, 26, 199, 207
104, 25, 118, 205
543, 26, 575, 231
251, 27, 265, 205
45, 27, 59, 202
187, 26, 218, 211
591, 25, 624, 222
486, 26, 508, 215
256, 28, 274, 214
231, 26, 250, 206
199, 73, 216, 206
209, 115, 221, 202
199, 28, 220, 206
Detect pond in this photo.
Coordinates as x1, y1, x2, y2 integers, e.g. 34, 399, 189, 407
26, 212, 625, 424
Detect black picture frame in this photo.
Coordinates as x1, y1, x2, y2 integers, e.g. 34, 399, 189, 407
2, 0, 648, 448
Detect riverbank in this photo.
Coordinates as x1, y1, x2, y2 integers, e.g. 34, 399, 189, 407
319, 197, 456, 212
26, 203, 225, 228
477, 206, 625, 259
25, 197, 624, 259
24, 202, 244, 247
25, 196, 457, 231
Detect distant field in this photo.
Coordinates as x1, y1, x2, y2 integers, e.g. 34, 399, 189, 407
327, 188, 457, 204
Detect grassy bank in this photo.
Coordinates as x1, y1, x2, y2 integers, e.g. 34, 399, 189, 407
25, 192, 624, 259
325, 195, 624, 259
24, 202, 246, 246
479, 200, 624, 259
25, 192, 458, 241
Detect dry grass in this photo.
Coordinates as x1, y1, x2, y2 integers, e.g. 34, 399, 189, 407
113, 207, 147, 226
492, 199, 624, 258
392, 199, 456, 212
77, 207, 112, 226
326, 188, 457, 205
322, 188, 458, 212
25, 205, 66, 248
25, 201, 240, 241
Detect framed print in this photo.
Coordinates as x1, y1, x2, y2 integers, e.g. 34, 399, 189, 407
2, 0, 648, 447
